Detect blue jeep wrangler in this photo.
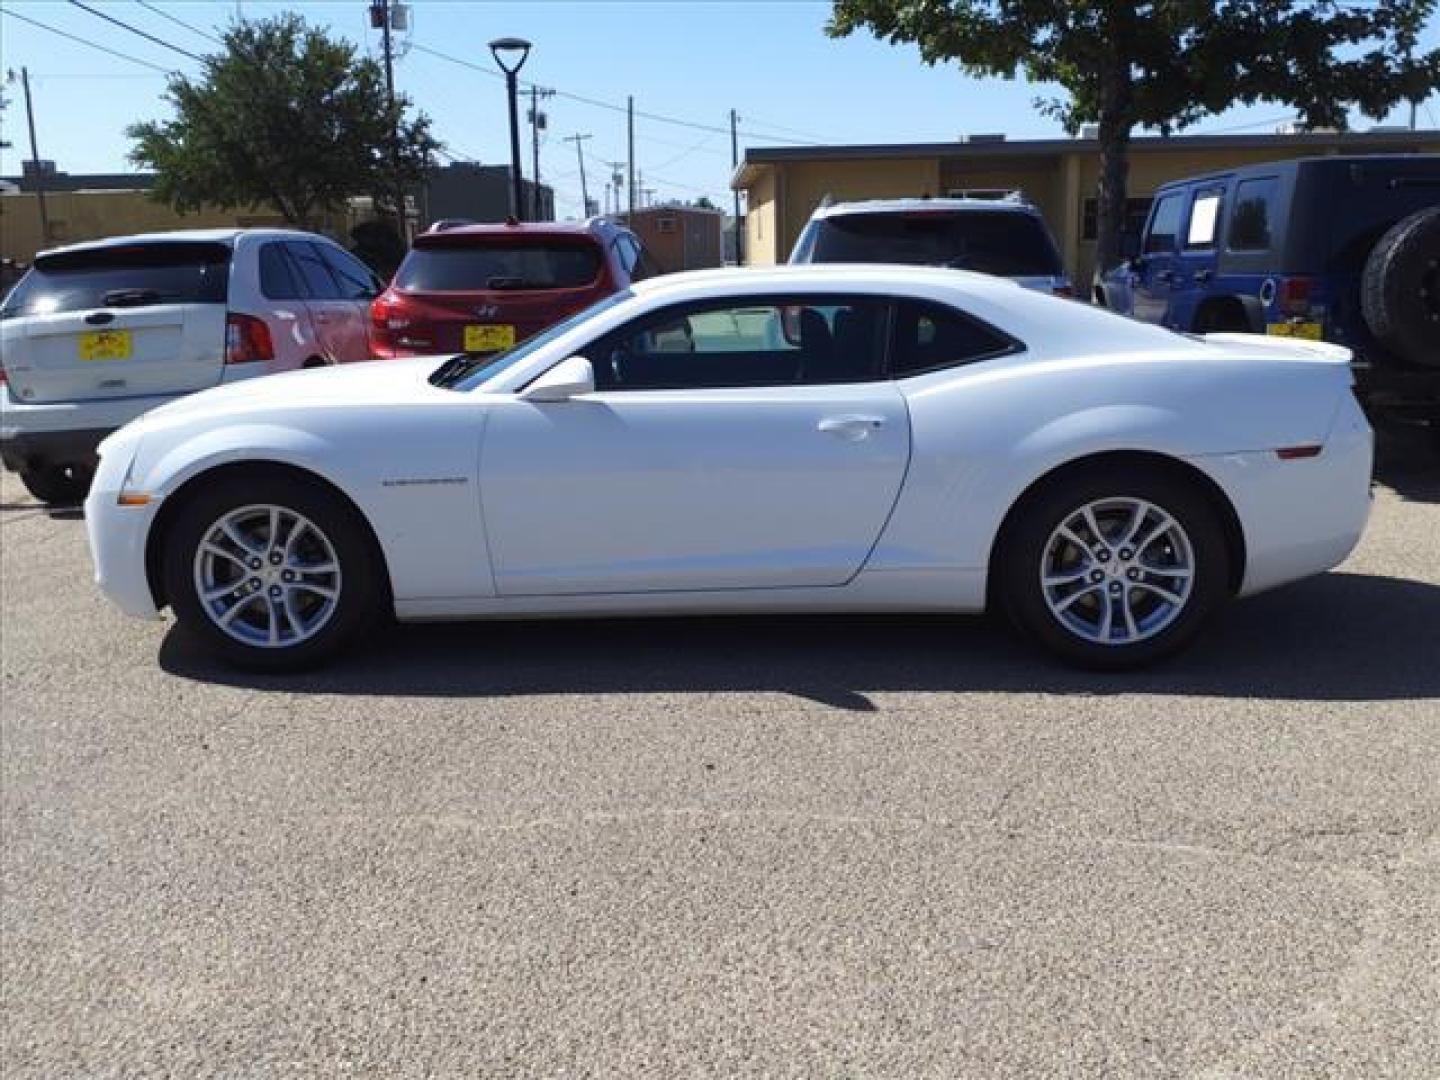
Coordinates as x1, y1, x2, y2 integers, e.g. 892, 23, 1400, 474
1098, 155, 1439, 442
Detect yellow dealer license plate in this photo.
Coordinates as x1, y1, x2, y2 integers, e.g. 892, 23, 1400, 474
78, 329, 133, 361
463, 324, 515, 353
1266, 321, 1323, 341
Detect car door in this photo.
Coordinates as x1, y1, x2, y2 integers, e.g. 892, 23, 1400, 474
1168, 183, 1226, 330
284, 240, 354, 363
478, 295, 910, 596
316, 241, 383, 361
1130, 190, 1186, 325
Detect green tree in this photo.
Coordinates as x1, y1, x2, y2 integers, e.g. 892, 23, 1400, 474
828, 1, 1439, 278
129, 14, 439, 229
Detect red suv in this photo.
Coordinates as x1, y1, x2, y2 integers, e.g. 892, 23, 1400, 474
371, 218, 656, 358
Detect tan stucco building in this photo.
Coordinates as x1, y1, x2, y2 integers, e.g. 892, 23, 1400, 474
731, 129, 1440, 284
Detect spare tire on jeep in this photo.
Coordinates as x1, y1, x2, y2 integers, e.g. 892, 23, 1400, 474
1361, 207, 1440, 369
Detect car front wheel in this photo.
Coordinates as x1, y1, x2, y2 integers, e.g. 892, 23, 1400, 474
163, 474, 382, 671
1001, 468, 1230, 669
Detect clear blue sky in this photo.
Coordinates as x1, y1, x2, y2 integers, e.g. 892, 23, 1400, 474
2, 0, 1437, 218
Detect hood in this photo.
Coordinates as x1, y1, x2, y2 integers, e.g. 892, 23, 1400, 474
141, 357, 448, 425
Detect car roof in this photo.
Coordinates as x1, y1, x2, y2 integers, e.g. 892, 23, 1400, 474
630, 263, 1030, 301
1153, 153, 1440, 194
34, 227, 330, 260
414, 217, 627, 245
808, 197, 1040, 220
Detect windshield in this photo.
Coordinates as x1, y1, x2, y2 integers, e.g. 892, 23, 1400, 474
397, 240, 603, 292
798, 211, 1063, 276
0, 241, 231, 320
430, 290, 635, 391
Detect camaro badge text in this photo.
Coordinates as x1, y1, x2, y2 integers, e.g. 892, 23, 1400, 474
380, 477, 471, 488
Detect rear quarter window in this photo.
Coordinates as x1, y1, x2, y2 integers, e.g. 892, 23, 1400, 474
0, 241, 231, 318
396, 241, 603, 292
1227, 177, 1281, 251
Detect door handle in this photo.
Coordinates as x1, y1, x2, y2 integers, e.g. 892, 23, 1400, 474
818, 415, 886, 441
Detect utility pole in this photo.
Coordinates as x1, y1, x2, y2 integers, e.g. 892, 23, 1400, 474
19, 68, 50, 246
564, 133, 592, 216
371, 0, 406, 238
527, 86, 554, 220
626, 95, 636, 219
730, 108, 743, 264
608, 162, 625, 219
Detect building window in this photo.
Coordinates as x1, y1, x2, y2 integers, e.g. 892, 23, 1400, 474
1081, 197, 1154, 242
657, 216, 677, 235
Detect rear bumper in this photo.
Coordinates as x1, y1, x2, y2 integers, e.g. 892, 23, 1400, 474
1, 363, 268, 472
1189, 393, 1374, 597
0, 386, 176, 472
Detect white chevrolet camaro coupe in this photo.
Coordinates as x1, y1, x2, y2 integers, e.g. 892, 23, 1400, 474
85, 265, 1373, 671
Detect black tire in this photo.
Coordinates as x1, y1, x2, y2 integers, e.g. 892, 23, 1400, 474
162, 471, 383, 671
19, 462, 93, 505
999, 465, 1230, 670
1361, 207, 1440, 369
1192, 299, 1251, 334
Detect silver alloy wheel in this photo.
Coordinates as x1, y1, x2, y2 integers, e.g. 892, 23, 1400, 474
192, 504, 343, 649
1039, 497, 1195, 646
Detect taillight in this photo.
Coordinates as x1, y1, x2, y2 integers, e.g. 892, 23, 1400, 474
1279, 277, 1313, 316
370, 292, 432, 356
225, 313, 274, 365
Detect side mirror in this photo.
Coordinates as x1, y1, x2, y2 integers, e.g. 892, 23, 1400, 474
520, 355, 595, 402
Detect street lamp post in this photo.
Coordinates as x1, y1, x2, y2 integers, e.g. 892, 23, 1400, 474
488, 37, 532, 221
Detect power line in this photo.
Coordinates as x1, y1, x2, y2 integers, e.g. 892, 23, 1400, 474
134, 0, 221, 46
409, 41, 824, 147
67, 0, 204, 63
0, 7, 175, 74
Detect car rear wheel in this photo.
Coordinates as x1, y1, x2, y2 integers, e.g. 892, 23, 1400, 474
163, 474, 382, 671
20, 462, 93, 506
1000, 468, 1229, 669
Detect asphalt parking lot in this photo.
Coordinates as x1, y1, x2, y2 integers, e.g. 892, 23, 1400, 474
2, 442, 1438, 1079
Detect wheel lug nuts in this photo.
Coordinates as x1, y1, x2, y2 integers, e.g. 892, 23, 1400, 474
1090, 570, 1104, 583
248, 558, 262, 570
1096, 549, 1110, 562
1119, 548, 1133, 561
282, 570, 295, 582
1127, 568, 1140, 581
270, 552, 282, 564
1109, 582, 1121, 594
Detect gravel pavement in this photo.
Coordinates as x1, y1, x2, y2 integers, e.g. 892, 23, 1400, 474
2, 446, 1438, 1078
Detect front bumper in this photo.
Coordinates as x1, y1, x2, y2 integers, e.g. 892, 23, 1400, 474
84, 438, 163, 620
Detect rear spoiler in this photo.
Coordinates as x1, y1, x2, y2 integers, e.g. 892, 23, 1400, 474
1201, 332, 1352, 365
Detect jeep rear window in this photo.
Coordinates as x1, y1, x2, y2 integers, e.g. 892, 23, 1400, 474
801, 211, 1063, 276
395, 241, 603, 292
0, 241, 231, 319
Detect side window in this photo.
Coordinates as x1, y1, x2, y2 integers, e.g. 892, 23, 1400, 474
591, 296, 887, 391
258, 242, 305, 301
1184, 187, 1225, 249
1144, 193, 1185, 254
1227, 177, 1280, 252
890, 301, 1019, 378
319, 244, 382, 300
286, 241, 341, 301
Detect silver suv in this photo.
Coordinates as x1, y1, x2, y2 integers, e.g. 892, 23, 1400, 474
0, 228, 383, 504
789, 196, 1073, 296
